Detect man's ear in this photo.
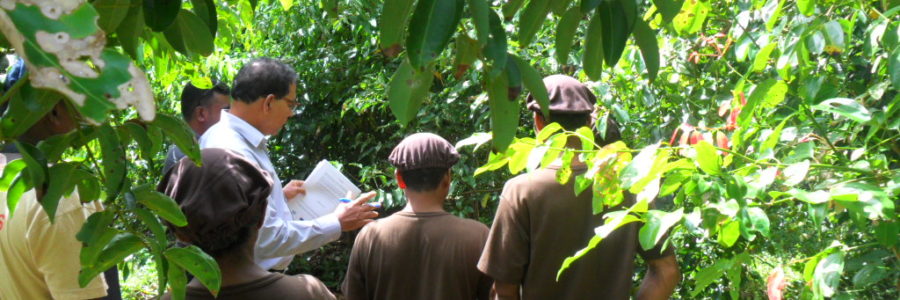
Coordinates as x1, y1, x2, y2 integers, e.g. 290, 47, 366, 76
194, 106, 207, 122
262, 94, 276, 112
441, 170, 452, 189
395, 169, 407, 189
533, 112, 547, 132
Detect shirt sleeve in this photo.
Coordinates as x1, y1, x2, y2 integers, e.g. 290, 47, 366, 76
254, 200, 342, 259
342, 227, 370, 300
295, 274, 337, 300
30, 199, 107, 300
477, 181, 530, 284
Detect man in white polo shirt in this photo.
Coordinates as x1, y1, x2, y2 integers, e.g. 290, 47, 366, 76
199, 58, 378, 271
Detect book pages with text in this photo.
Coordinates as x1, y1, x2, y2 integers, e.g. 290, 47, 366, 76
288, 160, 361, 221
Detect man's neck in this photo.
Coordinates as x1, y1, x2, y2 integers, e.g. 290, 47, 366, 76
402, 191, 446, 213
190, 246, 269, 289
228, 103, 265, 133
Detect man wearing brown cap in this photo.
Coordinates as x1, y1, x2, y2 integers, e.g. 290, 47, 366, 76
477, 75, 681, 300
342, 133, 492, 300
160, 148, 336, 299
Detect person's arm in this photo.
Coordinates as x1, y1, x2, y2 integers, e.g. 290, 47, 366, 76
492, 282, 520, 300
636, 255, 680, 300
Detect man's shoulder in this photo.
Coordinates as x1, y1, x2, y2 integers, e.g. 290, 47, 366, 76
199, 121, 242, 147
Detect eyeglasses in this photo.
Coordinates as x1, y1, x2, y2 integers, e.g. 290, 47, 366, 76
281, 96, 300, 110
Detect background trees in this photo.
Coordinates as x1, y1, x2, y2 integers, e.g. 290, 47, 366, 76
0, 0, 896, 299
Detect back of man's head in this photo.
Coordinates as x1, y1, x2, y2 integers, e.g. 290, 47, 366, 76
180, 81, 230, 122
527, 74, 621, 145
389, 133, 460, 192
159, 148, 273, 257
231, 58, 297, 103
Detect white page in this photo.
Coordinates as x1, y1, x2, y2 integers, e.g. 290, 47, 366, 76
287, 160, 361, 221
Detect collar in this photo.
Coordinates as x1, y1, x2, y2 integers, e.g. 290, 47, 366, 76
222, 110, 267, 149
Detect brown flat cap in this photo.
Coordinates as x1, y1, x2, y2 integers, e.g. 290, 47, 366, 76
158, 148, 272, 246
389, 133, 460, 171
526, 74, 596, 114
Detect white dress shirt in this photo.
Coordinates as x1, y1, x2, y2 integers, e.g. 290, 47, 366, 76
200, 111, 341, 270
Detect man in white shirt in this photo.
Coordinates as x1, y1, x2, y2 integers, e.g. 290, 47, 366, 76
199, 58, 378, 271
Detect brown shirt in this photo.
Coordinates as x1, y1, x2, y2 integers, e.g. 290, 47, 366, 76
342, 211, 492, 300
162, 273, 335, 300
477, 166, 672, 300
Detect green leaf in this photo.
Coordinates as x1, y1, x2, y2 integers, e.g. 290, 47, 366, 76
575, 126, 594, 151
597, 0, 630, 67
558, 212, 640, 279
752, 42, 777, 72
452, 35, 479, 79
511, 55, 550, 118
503, 0, 526, 19
889, 48, 900, 91
163, 9, 215, 56
550, 0, 574, 15
166, 262, 188, 300
76, 211, 116, 268
740, 207, 770, 238
659, 170, 689, 197
536, 123, 563, 143
508, 140, 535, 174
467, 0, 490, 46
485, 10, 508, 78
673, 0, 710, 35
78, 233, 143, 288
717, 219, 740, 248
38, 163, 79, 223
812, 252, 844, 298
406, 0, 464, 68
122, 122, 154, 161
143, 0, 181, 31
279, 0, 294, 10
759, 115, 792, 154
542, 133, 568, 168
580, 0, 602, 14
116, 0, 145, 60
133, 185, 188, 227
632, 18, 660, 83
691, 259, 733, 296
874, 221, 898, 247
97, 124, 126, 197
165, 246, 222, 297
92, 0, 130, 33
6, 175, 29, 219
152, 114, 201, 164
783, 160, 809, 186
620, 143, 660, 189
583, 9, 604, 80
555, 8, 582, 66
737, 79, 784, 127
639, 208, 683, 250
474, 150, 511, 176
823, 20, 845, 54
763, 0, 783, 32
807, 31, 825, 55
0, 160, 26, 192
387, 60, 434, 125
693, 140, 721, 175
379, 0, 416, 54
517, 0, 551, 48
190, 0, 218, 37
75, 170, 103, 204
1, 84, 60, 142
134, 207, 168, 252
812, 98, 872, 123
487, 69, 520, 152
653, 0, 684, 23
852, 264, 888, 288
797, 0, 815, 16
15, 141, 48, 189
556, 151, 575, 185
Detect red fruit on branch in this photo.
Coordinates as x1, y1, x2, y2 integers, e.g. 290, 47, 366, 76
716, 131, 730, 150
689, 131, 702, 144
767, 267, 787, 300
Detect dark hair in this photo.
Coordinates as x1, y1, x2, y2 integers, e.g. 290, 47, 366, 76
400, 167, 449, 192
180, 81, 230, 121
596, 115, 622, 147
231, 58, 297, 103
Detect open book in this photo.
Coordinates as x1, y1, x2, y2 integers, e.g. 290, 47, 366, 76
287, 160, 361, 221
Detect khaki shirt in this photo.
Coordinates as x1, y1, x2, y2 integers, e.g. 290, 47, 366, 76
0, 154, 108, 299
478, 166, 672, 300
343, 211, 492, 300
